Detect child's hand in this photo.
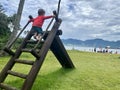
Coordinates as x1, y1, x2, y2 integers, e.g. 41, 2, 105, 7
28, 15, 34, 22
29, 15, 33, 19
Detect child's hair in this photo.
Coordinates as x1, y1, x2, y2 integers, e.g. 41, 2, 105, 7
38, 9, 45, 15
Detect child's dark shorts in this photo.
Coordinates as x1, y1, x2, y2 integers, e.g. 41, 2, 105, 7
32, 26, 43, 35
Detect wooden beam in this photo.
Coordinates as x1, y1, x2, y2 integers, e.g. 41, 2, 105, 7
43, 30, 62, 36
50, 36, 75, 68
5, 0, 25, 48
0, 83, 18, 90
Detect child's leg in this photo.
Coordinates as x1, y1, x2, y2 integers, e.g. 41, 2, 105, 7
36, 33, 42, 40
36, 27, 43, 40
33, 32, 37, 39
32, 26, 38, 39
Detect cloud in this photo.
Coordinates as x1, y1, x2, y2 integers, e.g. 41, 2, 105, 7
0, 0, 120, 41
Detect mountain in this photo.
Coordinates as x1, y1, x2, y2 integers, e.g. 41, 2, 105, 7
62, 38, 120, 48
62, 38, 83, 45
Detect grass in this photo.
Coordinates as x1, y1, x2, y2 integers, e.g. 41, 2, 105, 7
1, 50, 120, 90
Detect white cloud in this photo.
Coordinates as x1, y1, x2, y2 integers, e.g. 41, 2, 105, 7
0, 0, 120, 41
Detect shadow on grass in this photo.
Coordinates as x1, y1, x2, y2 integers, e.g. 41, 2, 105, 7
118, 56, 120, 59
33, 68, 75, 90
4, 68, 75, 90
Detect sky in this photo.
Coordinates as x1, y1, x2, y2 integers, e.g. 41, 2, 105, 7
0, 0, 120, 41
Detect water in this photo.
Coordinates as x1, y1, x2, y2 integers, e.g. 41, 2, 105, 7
64, 45, 120, 54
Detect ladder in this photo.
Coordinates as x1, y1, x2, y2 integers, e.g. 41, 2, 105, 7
0, 19, 74, 90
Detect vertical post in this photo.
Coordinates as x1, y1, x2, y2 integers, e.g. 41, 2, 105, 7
6, 0, 26, 48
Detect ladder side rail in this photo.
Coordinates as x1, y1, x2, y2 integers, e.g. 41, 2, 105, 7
7, 15, 33, 49
7, 22, 30, 49
3, 22, 29, 55
21, 19, 62, 90
0, 28, 33, 83
33, 10, 59, 50
33, 17, 55, 50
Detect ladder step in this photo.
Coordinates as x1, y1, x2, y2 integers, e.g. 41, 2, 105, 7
15, 59, 34, 65
26, 40, 38, 44
7, 70, 27, 79
27, 40, 44, 44
4, 47, 15, 56
21, 49, 40, 58
21, 49, 32, 52
31, 50, 40, 59
0, 83, 18, 90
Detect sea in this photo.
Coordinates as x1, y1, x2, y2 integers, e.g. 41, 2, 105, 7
64, 45, 120, 54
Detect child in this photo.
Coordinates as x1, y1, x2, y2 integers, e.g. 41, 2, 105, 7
29, 9, 54, 40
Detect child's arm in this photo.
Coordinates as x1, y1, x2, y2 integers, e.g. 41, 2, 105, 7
28, 18, 35, 22
43, 15, 54, 19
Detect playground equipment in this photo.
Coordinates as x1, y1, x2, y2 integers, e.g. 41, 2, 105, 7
0, 0, 75, 90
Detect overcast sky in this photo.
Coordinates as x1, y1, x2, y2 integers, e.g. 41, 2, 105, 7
0, 0, 120, 41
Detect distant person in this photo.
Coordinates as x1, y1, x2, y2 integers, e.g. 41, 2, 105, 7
29, 9, 55, 40
106, 49, 108, 53
94, 48, 96, 52
99, 47, 102, 53
103, 49, 105, 53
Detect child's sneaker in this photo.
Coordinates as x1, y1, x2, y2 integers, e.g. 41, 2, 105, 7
34, 36, 36, 39
36, 36, 42, 41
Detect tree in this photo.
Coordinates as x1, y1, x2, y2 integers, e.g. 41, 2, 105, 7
0, 4, 4, 13
0, 4, 10, 36
0, 4, 18, 56
5, 0, 25, 48
0, 14, 11, 36
0, 4, 11, 50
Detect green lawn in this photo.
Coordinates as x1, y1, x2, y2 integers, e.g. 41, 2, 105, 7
1, 51, 120, 90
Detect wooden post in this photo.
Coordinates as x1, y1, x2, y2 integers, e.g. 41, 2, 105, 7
5, 0, 25, 48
